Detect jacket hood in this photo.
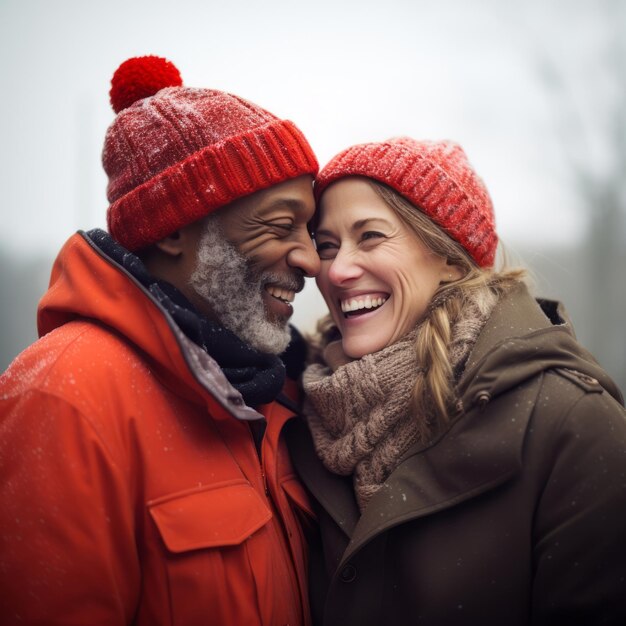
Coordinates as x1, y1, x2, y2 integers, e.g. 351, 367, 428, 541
458, 283, 623, 411
37, 231, 262, 421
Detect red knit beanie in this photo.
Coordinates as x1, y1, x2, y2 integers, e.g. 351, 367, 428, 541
315, 137, 498, 267
103, 55, 318, 251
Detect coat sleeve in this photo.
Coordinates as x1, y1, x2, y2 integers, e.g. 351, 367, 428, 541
531, 388, 626, 625
0, 389, 140, 625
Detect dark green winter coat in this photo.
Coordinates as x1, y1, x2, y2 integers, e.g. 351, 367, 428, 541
287, 285, 626, 626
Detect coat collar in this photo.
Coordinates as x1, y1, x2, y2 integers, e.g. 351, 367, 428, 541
340, 373, 541, 564
38, 232, 263, 422
287, 368, 541, 565
458, 283, 623, 408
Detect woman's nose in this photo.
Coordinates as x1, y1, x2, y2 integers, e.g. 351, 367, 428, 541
326, 247, 363, 285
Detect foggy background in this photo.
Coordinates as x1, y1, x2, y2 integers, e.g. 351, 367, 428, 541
1, 0, 625, 391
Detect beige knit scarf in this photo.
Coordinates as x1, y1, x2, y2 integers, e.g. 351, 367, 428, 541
303, 289, 497, 511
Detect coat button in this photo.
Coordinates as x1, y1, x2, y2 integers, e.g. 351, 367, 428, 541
475, 390, 491, 408
339, 563, 357, 583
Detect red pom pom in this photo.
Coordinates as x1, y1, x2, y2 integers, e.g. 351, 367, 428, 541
109, 55, 183, 114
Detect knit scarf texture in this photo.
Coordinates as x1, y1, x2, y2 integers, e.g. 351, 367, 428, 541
88, 229, 304, 407
303, 289, 497, 511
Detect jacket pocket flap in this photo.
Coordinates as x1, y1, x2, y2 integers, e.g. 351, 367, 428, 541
148, 481, 272, 553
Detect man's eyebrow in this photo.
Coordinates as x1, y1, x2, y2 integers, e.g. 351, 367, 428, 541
260, 198, 309, 213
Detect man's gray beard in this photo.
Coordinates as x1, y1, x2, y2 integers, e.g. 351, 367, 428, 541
188, 217, 294, 355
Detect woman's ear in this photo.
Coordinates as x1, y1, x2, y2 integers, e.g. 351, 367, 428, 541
441, 261, 464, 283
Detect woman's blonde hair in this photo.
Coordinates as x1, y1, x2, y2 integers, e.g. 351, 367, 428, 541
311, 179, 527, 429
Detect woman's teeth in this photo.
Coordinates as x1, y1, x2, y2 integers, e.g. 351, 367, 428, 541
266, 285, 295, 303
340, 295, 387, 315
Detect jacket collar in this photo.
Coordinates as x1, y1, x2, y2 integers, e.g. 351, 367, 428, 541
38, 231, 263, 422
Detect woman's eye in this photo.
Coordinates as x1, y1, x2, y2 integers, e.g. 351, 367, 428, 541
361, 231, 385, 242
315, 241, 338, 259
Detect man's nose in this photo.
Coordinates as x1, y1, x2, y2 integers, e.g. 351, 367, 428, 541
287, 230, 321, 277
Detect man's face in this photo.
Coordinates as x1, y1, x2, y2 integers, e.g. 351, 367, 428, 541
188, 175, 319, 354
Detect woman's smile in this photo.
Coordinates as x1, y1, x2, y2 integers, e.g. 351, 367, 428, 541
339, 292, 389, 316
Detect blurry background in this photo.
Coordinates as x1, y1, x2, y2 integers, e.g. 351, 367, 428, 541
1, 0, 624, 390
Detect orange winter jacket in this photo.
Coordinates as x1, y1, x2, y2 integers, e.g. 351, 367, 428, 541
0, 232, 315, 626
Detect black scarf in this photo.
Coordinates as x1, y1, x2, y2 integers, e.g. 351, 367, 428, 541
88, 229, 305, 407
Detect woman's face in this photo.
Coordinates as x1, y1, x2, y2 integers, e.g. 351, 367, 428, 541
315, 178, 456, 359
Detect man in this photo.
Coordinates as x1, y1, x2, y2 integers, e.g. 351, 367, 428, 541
0, 56, 320, 626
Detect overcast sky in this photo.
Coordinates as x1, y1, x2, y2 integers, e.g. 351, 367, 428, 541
0, 0, 621, 332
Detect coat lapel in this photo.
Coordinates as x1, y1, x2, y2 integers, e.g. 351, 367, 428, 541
340, 372, 542, 566
285, 418, 360, 538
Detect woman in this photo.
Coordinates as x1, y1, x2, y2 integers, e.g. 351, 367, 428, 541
286, 138, 626, 625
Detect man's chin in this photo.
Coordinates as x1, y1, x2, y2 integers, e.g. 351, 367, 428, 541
238, 317, 291, 355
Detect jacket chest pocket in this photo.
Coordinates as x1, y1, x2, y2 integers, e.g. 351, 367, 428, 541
147, 480, 274, 626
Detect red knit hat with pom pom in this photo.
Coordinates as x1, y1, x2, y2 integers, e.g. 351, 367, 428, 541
103, 55, 318, 251
315, 138, 498, 267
